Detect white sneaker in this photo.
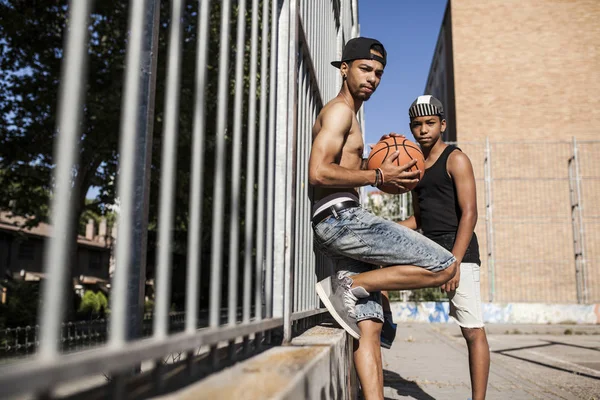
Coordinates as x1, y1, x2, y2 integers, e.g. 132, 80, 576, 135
315, 273, 369, 339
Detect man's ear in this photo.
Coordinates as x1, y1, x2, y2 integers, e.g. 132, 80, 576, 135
441, 118, 447, 131
340, 62, 349, 79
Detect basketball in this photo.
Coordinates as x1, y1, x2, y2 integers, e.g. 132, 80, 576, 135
366, 137, 425, 194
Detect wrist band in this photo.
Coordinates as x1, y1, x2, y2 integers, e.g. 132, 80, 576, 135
377, 168, 384, 185
372, 169, 381, 187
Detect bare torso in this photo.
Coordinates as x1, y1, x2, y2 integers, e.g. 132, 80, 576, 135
311, 98, 364, 202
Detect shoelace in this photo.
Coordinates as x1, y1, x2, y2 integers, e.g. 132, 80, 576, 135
338, 273, 358, 319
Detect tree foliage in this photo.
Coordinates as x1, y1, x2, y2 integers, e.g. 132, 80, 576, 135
78, 290, 108, 317
0, 0, 267, 310
0, 280, 40, 328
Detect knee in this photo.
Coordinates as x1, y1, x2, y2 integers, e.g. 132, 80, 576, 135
461, 327, 486, 344
434, 262, 457, 286
358, 319, 383, 340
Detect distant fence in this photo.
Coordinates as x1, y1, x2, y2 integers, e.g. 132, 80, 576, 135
373, 139, 600, 305
0, 313, 186, 360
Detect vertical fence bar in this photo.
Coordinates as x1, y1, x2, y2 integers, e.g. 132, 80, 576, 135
243, 0, 260, 329
283, 0, 299, 340
38, 0, 92, 360
154, 0, 184, 340
227, 0, 247, 333
301, 56, 308, 313
209, 0, 232, 331
127, 0, 160, 347
265, 0, 279, 321
303, 72, 311, 313
306, 80, 313, 311
274, 0, 291, 329
186, 0, 211, 335
110, 0, 150, 347
255, 0, 271, 328
571, 137, 588, 303
568, 148, 580, 303
293, 49, 304, 315
484, 137, 495, 302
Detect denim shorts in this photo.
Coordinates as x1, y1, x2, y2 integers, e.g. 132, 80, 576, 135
313, 207, 456, 323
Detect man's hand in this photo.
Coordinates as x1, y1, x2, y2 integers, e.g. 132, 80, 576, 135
441, 263, 461, 292
369, 132, 407, 150
379, 151, 420, 191
379, 132, 406, 141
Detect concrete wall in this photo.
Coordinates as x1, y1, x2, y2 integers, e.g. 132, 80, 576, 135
154, 325, 358, 400
390, 301, 600, 325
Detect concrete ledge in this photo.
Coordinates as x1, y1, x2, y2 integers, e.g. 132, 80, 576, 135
153, 325, 356, 400
391, 301, 600, 324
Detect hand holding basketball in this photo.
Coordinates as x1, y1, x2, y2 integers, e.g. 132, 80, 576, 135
369, 132, 406, 150
379, 155, 420, 194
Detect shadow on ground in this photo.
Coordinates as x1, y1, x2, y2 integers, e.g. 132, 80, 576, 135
493, 340, 600, 381
383, 368, 437, 400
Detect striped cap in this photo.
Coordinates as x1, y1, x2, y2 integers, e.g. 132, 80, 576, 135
408, 95, 444, 119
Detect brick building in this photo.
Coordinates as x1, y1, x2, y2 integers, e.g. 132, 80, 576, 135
424, 0, 600, 303
0, 212, 112, 295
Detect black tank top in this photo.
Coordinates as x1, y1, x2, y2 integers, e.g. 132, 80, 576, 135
413, 145, 481, 265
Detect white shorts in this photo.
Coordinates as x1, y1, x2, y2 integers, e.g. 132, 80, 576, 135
448, 262, 485, 328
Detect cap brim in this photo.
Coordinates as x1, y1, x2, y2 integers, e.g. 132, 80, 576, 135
331, 61, 342, 68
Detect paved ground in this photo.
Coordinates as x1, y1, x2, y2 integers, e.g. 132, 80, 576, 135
381, 323, 600, 400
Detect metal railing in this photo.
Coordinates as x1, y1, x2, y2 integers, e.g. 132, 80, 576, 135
0, 313, 186, 360
0, 0, 359, 398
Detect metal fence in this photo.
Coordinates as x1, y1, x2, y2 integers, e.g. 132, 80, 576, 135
0, 313, 186, 360
0, 0, 358, 398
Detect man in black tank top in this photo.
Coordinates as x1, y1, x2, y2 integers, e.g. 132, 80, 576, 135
398, 95, 490, 400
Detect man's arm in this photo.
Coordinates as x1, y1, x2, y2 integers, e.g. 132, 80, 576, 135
442, 150, 477, 291
308, 103, 377, 187
396, 191, 421, 230
309, 105, 420, 189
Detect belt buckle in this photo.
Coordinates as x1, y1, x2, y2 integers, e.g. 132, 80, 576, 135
331, 206, 338, 218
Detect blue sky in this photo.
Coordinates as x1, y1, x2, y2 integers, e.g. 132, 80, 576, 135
357, 0, 447, 147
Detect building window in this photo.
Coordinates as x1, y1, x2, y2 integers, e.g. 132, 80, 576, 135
18, 241, 35, 260
89, 252, 102, 270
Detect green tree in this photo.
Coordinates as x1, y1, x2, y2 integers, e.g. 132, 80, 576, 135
78, 290, 108, 317
409, 287, 447, 302
0, 280, 40, 328
1, 1, 267, 311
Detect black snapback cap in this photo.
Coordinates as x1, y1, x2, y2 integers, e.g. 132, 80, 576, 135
331, 37, 387, 69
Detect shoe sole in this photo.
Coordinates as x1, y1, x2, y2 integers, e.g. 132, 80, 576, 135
315, 280, 361, 340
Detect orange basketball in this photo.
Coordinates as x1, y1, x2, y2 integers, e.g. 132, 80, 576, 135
366, 137, 425, 194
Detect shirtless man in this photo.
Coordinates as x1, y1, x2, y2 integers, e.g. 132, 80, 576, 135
308, 37, 457, 399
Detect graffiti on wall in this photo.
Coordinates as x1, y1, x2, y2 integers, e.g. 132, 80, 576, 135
390, 302, 600, 324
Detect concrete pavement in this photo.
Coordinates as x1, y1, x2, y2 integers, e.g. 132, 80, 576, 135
380, 323, 600, 400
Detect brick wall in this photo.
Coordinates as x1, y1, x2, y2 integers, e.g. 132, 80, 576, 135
450, 0, 600, 142
430, 1, 600, 303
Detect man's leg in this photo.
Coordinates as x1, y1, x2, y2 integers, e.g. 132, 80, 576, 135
354, 319, 384, 400
314, 207, 456, 294
462, 327, 490, 400
351, 263, 456, 292
314, 207, 455, 338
